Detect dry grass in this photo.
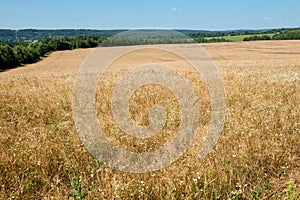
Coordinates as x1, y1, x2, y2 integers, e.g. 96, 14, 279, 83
0, 41, 299, 199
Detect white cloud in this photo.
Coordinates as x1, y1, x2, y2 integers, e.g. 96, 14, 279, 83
171, 7, 183, 12
264, 17, 271, 21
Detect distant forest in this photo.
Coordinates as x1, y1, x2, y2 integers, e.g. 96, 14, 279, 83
0, 35, 105, 71
0, 27, 300, 71
1, 27, 300, 44
0, 29, 122, 44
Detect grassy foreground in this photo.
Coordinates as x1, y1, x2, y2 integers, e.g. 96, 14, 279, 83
0, 41, 299, 199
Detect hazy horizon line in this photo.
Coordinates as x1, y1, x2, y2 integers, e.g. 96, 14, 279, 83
1, 26, 299, 32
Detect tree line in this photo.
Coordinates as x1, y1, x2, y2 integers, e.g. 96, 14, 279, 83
193, 37, 230, 43
0, 35, 106, 71
243, 35, 272, 41
1, 28, 292, 44
0, 29, 122, 43
272, 30, 300, 40
243, 29, 300, 41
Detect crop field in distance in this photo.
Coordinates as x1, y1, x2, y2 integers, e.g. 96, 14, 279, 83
0, 41, 299, 199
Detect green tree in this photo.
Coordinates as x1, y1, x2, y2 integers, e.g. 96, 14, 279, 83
0, 45, 18, 70
13, 45, 27, 65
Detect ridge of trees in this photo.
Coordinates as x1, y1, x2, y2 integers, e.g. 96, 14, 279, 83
0, 29, 122, 44
1, 28, 299, 44
0, 35, 106, 71
243, 35, 272, 41
272, 29, 300, 40
243, 29, 300, 41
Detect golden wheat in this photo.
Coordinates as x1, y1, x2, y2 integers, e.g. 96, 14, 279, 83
0, 41, 299, 199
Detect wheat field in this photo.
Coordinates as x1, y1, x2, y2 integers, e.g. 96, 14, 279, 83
0, 41, 299, 199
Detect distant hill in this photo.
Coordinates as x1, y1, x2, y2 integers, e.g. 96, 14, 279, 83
1, 27, 299, 43
0, 29, 124, 43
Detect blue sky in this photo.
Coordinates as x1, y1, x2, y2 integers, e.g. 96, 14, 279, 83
1, 0, 299, 30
